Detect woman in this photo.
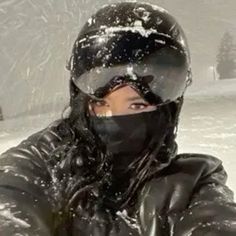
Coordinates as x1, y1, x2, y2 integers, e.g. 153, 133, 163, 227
0, 2, 236, 235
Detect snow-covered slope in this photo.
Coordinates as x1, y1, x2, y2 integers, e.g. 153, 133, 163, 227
186, 78, 236, 98
178, 78, 236, 192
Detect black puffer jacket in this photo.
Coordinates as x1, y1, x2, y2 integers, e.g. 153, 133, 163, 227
0, 120, 236, 236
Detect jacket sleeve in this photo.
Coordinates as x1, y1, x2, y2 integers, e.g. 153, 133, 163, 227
0, 120, 69, 235
172, 154, 236, 236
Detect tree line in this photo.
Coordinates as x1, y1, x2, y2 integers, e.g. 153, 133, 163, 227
217, 31, 236, 80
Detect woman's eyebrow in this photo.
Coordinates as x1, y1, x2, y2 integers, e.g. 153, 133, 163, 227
90, 97, 104, 101
126, 96, 145, 102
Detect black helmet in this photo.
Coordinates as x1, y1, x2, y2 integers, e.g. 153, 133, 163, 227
68, 2, 192, 105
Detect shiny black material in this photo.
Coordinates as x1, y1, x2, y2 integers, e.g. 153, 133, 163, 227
0, 120, 236, 235
89, 109, 168, 157
89, 109, 172, 211
68, 2, 192, 104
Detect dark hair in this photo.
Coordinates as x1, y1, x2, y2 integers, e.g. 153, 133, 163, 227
49, 88, 182, 219
48, 90, 112, 230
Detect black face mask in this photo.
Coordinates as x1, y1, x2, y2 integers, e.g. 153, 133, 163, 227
89, 108, 171, 209
89, 108, 171, 170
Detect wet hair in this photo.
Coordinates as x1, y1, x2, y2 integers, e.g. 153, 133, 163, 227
49, 84, 182, 223
48, 90, 113, 231
48, 85, 183, 235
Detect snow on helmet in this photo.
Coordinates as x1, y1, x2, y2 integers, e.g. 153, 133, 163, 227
68, 2, 192, 105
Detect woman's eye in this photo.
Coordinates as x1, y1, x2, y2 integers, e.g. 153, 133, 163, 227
130, 103, 148, 110
95, 101, 105, 107
90, 99, 107, 107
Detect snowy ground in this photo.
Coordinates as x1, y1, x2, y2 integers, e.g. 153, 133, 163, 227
178, 79, 236, 193
1, 80, 236, 194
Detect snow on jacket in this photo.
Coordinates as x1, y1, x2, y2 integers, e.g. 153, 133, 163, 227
0, 119, 236, 236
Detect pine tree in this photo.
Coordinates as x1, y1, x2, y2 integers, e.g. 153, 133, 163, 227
216, 32, 236, 79
0, 106, 3, 121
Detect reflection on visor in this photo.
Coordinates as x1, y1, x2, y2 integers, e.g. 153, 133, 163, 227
72, 53, 191, 105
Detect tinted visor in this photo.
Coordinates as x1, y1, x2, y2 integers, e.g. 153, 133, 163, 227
72, 49, 191, 105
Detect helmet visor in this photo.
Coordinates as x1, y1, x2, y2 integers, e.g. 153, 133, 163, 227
72, 50, 191, 105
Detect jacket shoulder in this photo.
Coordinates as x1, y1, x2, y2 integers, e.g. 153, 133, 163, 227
0, 119, 75, 235
136, 153, 236, 235
21, 119, 73, 147
1, 119, 74, 160
175, 152, 222, 165
173, 153, 223, 178
171, 154, 236, 235
137, 152, 231, 217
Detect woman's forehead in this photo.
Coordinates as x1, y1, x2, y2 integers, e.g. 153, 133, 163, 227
102, 85, 144, 101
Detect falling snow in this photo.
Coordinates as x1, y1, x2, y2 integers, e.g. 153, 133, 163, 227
0, 0, 236, 231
